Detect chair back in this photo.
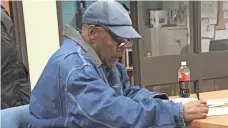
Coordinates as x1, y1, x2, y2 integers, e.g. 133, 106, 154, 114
1, 105, 29, 128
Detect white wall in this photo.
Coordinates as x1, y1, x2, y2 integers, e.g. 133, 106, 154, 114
22, 0, 60, 89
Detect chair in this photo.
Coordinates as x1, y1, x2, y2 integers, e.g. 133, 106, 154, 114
1, 104, 29, 128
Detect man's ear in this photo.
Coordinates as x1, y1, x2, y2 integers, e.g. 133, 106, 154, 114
88, 25, 98, 42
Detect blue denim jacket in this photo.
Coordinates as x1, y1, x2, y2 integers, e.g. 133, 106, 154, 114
29, 25, 185, 128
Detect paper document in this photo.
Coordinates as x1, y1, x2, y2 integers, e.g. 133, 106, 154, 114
215, 30, 228, 39
206, 98, 228, 116
207, 98, 228, 108
201, 1, 218, 19
201, 19, 215, 38
201, 19, 209, 38
224, 11, 228, 19
201, 39, 210, 53
170, 98, 197, 104
208, 107, 228, 116
209, 18, 217, 24
223, 1, 228, 10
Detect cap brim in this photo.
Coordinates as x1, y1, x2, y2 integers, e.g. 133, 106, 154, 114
107, 26, 142, 39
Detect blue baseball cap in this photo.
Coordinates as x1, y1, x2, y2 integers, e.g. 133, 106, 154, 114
82, 0, 142, 39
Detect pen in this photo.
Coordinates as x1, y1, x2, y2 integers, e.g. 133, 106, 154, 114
194, 83, 200, 100
196, 89, 200, 100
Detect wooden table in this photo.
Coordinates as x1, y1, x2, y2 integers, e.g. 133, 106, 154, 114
171, 90, 228, 128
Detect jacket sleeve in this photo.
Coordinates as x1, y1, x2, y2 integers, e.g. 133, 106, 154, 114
66, 64, 185, 128
117, 63, 169, 100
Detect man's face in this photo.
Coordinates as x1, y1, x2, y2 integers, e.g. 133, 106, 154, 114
88, 25, 130, 68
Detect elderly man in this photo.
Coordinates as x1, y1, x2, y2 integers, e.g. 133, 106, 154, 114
29, 0, 208, 127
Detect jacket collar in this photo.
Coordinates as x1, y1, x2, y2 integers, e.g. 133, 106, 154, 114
63, 25, 102, 66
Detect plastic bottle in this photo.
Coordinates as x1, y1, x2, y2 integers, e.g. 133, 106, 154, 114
178, 61, 190, 98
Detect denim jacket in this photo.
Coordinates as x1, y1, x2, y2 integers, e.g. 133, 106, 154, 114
29, 25, 185, 128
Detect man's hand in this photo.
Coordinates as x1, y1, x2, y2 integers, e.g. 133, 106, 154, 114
183, 100, 209, 122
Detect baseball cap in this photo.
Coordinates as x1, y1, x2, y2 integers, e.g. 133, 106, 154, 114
82, 0, 142, 39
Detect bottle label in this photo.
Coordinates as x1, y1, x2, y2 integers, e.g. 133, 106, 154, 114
178, 72, 190, 81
